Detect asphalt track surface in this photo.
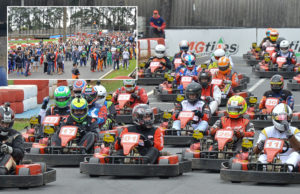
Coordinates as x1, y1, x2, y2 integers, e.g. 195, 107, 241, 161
8, 59, 118, 80
5, 56, 300, 193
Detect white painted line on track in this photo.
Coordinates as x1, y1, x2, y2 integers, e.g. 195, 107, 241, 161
99, 69, 114, 79
147, 90, 154, 96
248, 78, 265, 92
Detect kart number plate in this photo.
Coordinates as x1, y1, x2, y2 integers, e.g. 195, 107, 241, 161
43, 116, 60, 126
118, 94, 131, 101
60, 126, 77, 136
122, 134, 139, 143
150, 62, 161, 67
44, 126, 55, 134
179, 112, 194, 118
265, 98, 279, 106
174, 58, 181, 64
265, 139, 282, 149
277, 57, 286, 63
215, 130, 233, 139
181, 77, 192, 82
266, 47, 275, 52
211, 79, 222, 85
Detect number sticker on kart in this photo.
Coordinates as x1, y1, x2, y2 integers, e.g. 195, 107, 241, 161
174, 58, 182, 64
211, 79, 222, 85
265, 139, 282, 149
181, 76, 192, 82
122, 134, 139, 143
266, 47, 275, 52
215, 130, 233, 139
43, 116, 60, 125
60, 126, 77, 136
150, 62, 161, 67
276, 57, 286, 63
179, 111, 194, 118
118, 94, 131, 101
265, 98, 279, 106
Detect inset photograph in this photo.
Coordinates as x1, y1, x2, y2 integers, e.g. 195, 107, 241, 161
7, 6, 137, 80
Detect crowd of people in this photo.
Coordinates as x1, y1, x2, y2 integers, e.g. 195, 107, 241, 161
8, 31, 137, 78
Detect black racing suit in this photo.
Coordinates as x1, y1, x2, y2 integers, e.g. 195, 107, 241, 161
51, 116, 99, 153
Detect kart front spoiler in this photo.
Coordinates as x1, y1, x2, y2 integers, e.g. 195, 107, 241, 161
220, 162, 300, 184
137, 77, 165, 85
24, 154, 92, 166
80, 159, 191, 177
116, 111, 163, 124
0, 168, 56, 188
190, 158, 228, 170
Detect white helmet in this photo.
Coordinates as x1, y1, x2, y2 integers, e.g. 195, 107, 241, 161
214, 49, 225, 60
94, 85, 107, 106
123, 80, 136, 92
155, 44, 166, 58
272, 103, 293, 132
280, 40, 290, 54
179, 40, 189, 52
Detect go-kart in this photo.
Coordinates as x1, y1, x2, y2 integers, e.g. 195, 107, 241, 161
25, 125, 96, 166
253, 56, 299, 78
243, 42, 259, 61
114, 93, 163, 124
183, 127, 253, 170
245, 97, 300, 129
245, 47, 264, 66
137, 62, 170, 85
80, 132, 192, 177
287, 74, 300, 91
220, 138, 300, 184
22, 115, 63, 149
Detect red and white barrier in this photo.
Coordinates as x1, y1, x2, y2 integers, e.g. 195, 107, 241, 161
138, 38, 165, 59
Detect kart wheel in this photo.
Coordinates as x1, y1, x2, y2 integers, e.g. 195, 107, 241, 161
231, 162, 242, 170
159, 176, 170, 179
228, 158, 234, 168
89, 174, 100, 178
159, 159, 169, 165
89, 157, 100, 164
29, 148, 40, 154
37, 162, 47, 173
18, 168, 30, 176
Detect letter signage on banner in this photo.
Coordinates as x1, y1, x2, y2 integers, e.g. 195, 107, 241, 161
165, 29, 257, 57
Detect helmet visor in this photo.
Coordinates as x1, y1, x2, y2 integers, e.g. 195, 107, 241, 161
228, 106, 243, 114
219, 66, 229, 71
273, 113, 291, 123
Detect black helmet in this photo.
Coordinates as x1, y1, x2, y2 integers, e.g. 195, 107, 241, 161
198, 70, 212, 89
132, 104, 154, 130
0, 103, 15, 136
270, 74, 284, 93
185, 82, 202, 104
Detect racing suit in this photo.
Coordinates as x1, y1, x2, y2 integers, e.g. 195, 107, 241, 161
262, 40, 277, 51
51, 116, 99, 153
213, 70, 239, 99
0, 130, 24, 175
201, 84, 222, 115
112, 86, 148, 109
259, 37, 270, 49
172, 100, 210, 135
259, 90, 294, 110
145, 56, 171, 74
175, 67, 199, 93
256, 126, 300, 172
115, 125, 163, 164
272, 50, 297, 72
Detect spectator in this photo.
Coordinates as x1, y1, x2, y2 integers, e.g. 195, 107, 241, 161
150, 10, 166, 38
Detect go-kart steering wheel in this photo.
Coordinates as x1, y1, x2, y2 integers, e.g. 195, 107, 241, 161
282, 140, 289, 154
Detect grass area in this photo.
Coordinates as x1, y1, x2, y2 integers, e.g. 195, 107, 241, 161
7, 80, 14, 85
8, 39, 57, 44
103, 59, 136, 79
13, 119, 30, 131
101, 80, 123, 94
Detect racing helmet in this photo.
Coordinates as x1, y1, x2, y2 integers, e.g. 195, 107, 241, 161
183, 54, 196, 70
227, 96, 247, 119
94, 85, 107, 106
280, 40, 290, 54
132, 104, 154, 129
218, 56, 231, 75
270, 74, 284, 93
155, 44, 166, 58
272, 103, 293, 132
82, 85, 98, 106
179, 40, 189, 52
54, 86, 71, 108
185, 82, 202, 105
198, 69, 212, 89
213, 49, 225, 61
269, 29, 279, 42
73, 80, 87, 97
265, 28, 273, 37
70, 97, 88, 123
0, 103, 15, 136
123, 80, 136, 93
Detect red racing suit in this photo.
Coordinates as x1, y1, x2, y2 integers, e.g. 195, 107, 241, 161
112, 86, 148, 109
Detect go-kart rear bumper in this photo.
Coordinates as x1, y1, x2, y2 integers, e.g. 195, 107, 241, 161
137, 77, 165, 85
190, 158, 228, 170
80, 159, 191, 177
0, 168, 56, 188
252, 67, 296, 79
24, 154, 92, 166
287, 80, 300, 91
116, 111, 163, 124
164, 136, 194, 146
220, 162, 300, 184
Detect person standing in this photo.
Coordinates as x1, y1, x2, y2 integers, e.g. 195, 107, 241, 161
149, 10, 166, 38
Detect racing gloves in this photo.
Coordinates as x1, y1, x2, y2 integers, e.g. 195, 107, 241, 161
1, 144, 13, 154
42, 96, 50, 110
257, 140, 265, 150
